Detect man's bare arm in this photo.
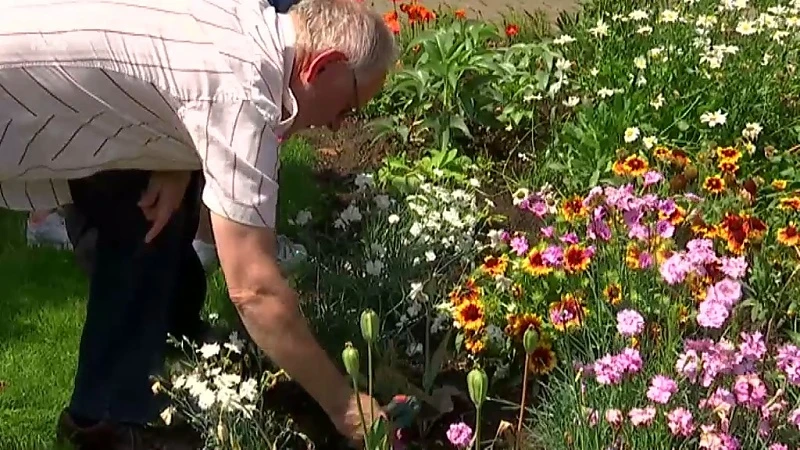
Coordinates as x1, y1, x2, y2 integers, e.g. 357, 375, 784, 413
208, 211, 352, 419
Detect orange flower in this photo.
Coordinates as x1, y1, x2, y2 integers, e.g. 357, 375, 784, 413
480, 254, 508, 276
527, 343, 558, 375
715, 146, 742, 163
772, 180, 788, 191
779, 195, 800, 211
777, 223, 799, 247
563, 244, 592, 274
383, 11, 401, 34
505, 23, 519, 37
548, 293, 587, 332
703, 176, 726, 194
523, 248, 553, 276
464, 330, 485, 354
717, 212, 767, 255
625, 242, 643, 270
454, 8, 466, 18
455, 298, 485, 332
448, 278, 480, 306
612, 155, 650, 177
561, 196, 587, 222
603, 283, 622, 306
670, 149, 691, 167
718, 160, 739, 174
505, 313, 543, 341
653, 145, 672, 161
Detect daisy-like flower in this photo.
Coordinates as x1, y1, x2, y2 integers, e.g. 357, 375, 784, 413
455, 298, 485, 332
701, 110, 727, 127
718, 160, 739, 174
742, 122, 762, 140
736, 20, 759, 35
703, 176, 726, 194
777, 223, 799, 247
660, 9, 679, 22
553, 34, 576, 45
779, 195, 800, 211
589, 19, 609, 37
633, 56, 647, 70
480, 254, 509, 276
527, 342, 558, 375
716, 146, 742, 162
563, 96, 580, 107
771, 180, 787, 190
563, 244, 592, 273
561, 195, 588, 221
624, 127, 641, 143
522, 248, 553, 276
613, 155, 650, 177
549, 293, 587, 331
504, 313, 543, 341
604, 283, 622, 305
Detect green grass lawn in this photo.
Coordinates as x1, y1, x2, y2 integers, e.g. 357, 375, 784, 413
0, 138, 320, 449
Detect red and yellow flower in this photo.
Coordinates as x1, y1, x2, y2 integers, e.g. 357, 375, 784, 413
527, 342, 558, 375
779, 195, 800, 212
505, 313, 543, 341
455, 298, 485, 333
480, 254, 508, 277
777, 223, 799, 247
561, 195, 588, 222
613, 155, 650, 177
563, 244, 592, 274
703, 175, 726, 194
548, 293, 588, 332
523, 248, 553, 277
603, 283, 622, 306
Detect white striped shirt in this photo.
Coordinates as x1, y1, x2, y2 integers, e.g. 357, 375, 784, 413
0, 0, 297, 228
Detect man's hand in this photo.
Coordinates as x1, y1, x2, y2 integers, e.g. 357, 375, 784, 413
331, 391, 388, 448
138, 171, 191, 243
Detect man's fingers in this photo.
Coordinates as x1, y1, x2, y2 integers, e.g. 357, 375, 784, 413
138, 182, 160, 209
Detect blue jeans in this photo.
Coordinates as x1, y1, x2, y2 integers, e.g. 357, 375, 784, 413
65, 170, 205, 424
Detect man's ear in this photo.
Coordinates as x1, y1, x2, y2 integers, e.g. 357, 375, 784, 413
301, 49, 348, 83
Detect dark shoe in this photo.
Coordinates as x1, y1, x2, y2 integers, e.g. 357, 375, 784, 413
56, 409, 201, 450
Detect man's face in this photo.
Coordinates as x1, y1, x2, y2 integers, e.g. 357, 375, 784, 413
293, 50, 387, 132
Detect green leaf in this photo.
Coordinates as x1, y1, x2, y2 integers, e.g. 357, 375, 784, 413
423, 328, 453, 393
449, 116, 472, 139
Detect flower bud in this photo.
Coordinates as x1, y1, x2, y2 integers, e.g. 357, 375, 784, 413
342, 342, 360, 378
523, 327, 539, 354
467, 368, 488, 408
360, 309, 380, 345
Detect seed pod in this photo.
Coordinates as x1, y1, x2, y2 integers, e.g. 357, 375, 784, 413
523, 327, 539, 354
342, 342, 360, 378
683, 164, 698, 181
467, 368, 488, 408
360, 309, 380, 345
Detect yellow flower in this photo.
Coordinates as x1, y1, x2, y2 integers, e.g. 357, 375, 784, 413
522, 249, 553, 277
480, 254, 508, 277
771, 179, 787, 190
603, 283, 622, 306
703, 175, 726, 194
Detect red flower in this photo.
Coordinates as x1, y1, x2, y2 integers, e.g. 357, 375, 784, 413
506, 24, 519, 37
454, 8, 466, 19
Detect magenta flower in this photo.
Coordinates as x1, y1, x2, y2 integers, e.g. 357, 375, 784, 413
628, 406, 656, 427
617, 347, 643, 373
542, 245, 563, 267
638, 251, 653, 269
445, 422, 473, 448
647, 375, 678, 404
707, 278, 742, 308
675, 349, 701, 383
559, 232, 579, 245
769, 444, 788, 450
660, 253, 690, 285
733, 373, 768, 409
700, 388, 736, 416
737, 331, 767, 362
616, 309, 645, 337
776, 344, 800, 386
540, 226, 554, 238
666, 407, 695, 437
656, 219, 675, 238
510, 236, 529, 256
789, 408, 800, 429
593, 354, 624, 385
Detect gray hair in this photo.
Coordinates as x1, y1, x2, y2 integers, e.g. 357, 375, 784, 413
289, 0, 399, 80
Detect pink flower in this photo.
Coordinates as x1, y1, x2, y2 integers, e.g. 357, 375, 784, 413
647, 375, 678, 404
700, 388, 736, 417
617, 347, 643, 373
445, 422, 473, 448
542, 245, 563, 267
776, 344, 800, 386
699, 425, 740, 450
789, 408, 800, 429
510, 236, 529, 256
540, 226, 554, 238
737, 331, 767, 362
643, 170, 663, 187
733, 373, 768, 409
720, 256, 748, 279
660, 253, 690, 285
676, 349, 701, 383
593, 354, 624, 385
707, 278, 742, 308
656, 219, 675, 238
666, 407, 695, 437
616, 309, 645, 337
629, 406, 656, 427
559, 232, 579, 245
768, 444, 788, 450
585, 408, 599, 426
605, 408, 623, 428
697, 300, 729, 328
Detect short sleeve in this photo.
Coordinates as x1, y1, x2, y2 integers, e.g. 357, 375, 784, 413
180, 100, 280, 228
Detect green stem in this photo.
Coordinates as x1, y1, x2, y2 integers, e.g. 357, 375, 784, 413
515, 354, 531, 450
474, 405, 482, 450
352, 378, 370, 449
368, 344, 374, 424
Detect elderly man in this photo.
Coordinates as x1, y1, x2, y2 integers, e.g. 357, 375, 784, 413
0, 0, 397, 449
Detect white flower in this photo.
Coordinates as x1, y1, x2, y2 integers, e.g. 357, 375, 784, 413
597, 88, 616, 98
291, 209, 312, 226
424, 250, 436, 262
563, 96, 580, 107
354, 173, 375, 190
409, 222, 422, 237
642, 136, 658, 149
239, 379, 258, 402
339, 204, 362, 224
700, 110, 727, 127
628, 9, 649, 21
660, 9, 679, 22
553, 34, 576, 45
374, 195, 391, 210
469, 178, 481, 188
198, 343, 221, 359
555, 58, 573, 71
650, 93, 665, 109
494, 275, 513, 292
160, 407, 175, 425
589, 19, 609, 37
511, 188, 529, 206
432, 168, 444, 177
365, 259, 384, 276
590, 67, 600, 76
408, 282, 427, 302
636, 25, 653, 34
633, 56, 647, 70
215, 373, 242, 390
172, 374, 187, 390
406, 342, 423, 356
388, 214, 400, 224
623, 127, 641, 143
735, 20, 758, 35
742, 122, 762, 140
370, 243, 386, 256
197, 388, 217, 410
487, 229, 504, 248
